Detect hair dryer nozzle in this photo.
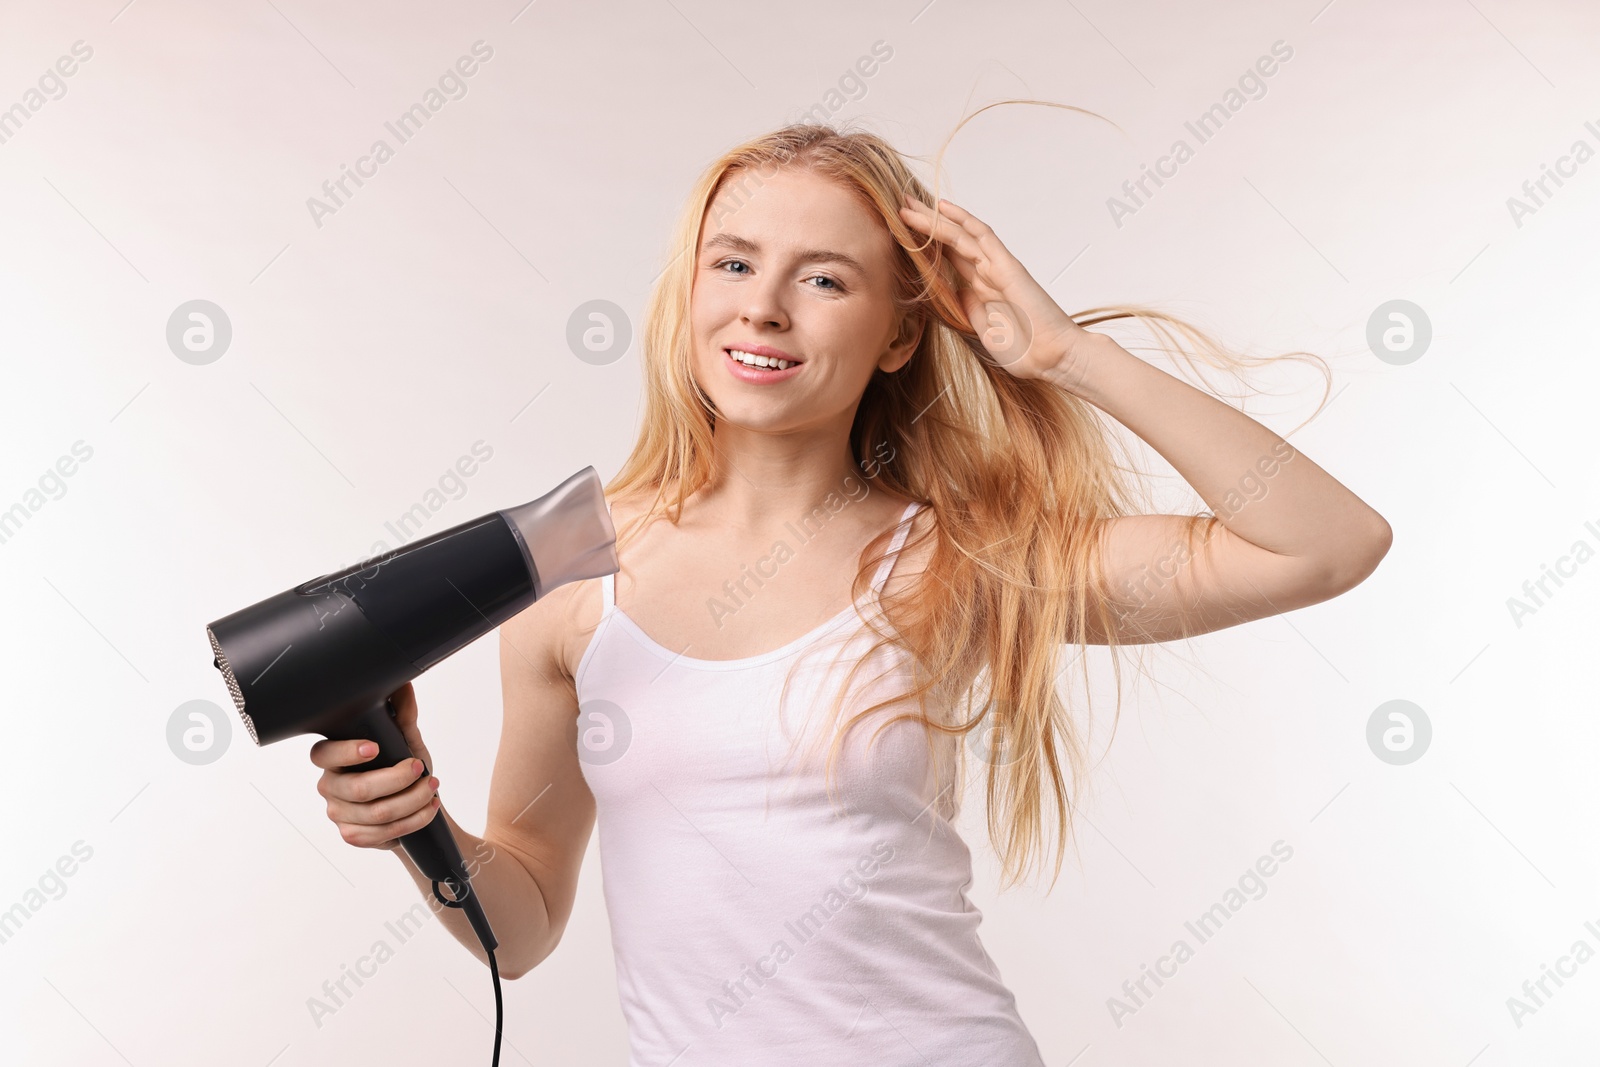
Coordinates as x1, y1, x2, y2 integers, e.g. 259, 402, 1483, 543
499, 466, 618, 600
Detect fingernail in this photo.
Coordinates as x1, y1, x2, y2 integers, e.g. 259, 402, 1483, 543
428, 777, 439, 790
359, 742, 376, 757
412, 759, 424, 776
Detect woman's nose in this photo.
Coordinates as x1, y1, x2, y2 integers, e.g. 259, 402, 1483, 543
741, 278, 789, 328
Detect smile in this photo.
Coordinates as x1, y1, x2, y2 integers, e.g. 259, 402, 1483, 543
723, 347, 804, 383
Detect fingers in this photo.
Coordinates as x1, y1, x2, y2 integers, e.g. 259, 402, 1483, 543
308, 737, 383, 771
336, 790, 443, 850
307, 682, 430, 775
900, 197, 987, 272
304, 682, 441, 852
908, 193, 986, 235
902, 194, 996, 247
325, 766, 439, 827
316, 753, 427, 803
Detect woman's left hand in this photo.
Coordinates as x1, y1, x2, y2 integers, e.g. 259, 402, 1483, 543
899, 194, 1093, 382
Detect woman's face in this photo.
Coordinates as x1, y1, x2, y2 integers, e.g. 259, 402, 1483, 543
689, 166, 919, 436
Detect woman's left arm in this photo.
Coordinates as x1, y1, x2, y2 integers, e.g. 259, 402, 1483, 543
901, 194, 1392, 643
1048, 331, 1392, 639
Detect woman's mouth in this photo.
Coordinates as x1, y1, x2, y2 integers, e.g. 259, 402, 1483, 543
723, 347, 804, 383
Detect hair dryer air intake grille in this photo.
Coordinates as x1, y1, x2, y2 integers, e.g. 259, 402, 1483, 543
206, 625, 259, 745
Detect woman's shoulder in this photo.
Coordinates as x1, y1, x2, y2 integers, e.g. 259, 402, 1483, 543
514, 488, 638, 681
606, 487, 664, 532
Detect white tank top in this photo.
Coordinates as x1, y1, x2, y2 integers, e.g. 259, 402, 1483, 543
574, 500, 1045, 1066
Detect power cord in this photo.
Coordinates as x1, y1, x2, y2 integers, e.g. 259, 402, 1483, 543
432, 877, 504, 1066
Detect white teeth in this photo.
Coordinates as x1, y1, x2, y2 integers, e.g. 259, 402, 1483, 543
729, 349, 793, 370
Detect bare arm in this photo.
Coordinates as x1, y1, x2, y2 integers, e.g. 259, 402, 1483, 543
473, 581, 598, 979
388, 805, 539, 973
896, 194, 1393, 646
1051, 333, 1392, 644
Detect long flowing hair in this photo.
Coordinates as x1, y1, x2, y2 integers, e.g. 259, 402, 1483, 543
598, 102, 1330, 891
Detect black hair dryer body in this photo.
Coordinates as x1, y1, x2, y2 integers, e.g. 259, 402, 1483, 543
204, 466, 617, 953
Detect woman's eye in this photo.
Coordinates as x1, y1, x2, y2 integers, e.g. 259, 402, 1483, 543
712, 259, 841, 292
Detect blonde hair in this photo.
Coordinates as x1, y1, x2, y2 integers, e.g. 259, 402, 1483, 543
600, 101, 1330, 891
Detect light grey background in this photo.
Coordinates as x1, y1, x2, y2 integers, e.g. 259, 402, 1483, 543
2, 0, 1597, 1063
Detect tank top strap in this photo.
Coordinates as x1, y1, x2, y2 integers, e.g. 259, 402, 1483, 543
870, 500, 924, 595
600, 571, 615, 613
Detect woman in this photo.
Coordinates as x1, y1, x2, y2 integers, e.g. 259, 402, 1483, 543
311, 117, 1391, 1064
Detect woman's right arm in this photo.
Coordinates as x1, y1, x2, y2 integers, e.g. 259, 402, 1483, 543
312, 579, 598, 980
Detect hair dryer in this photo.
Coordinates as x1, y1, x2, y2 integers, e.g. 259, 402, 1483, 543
204, 465, 616, 1054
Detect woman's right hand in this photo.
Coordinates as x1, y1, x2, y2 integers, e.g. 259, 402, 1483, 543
310, 681, 442, 852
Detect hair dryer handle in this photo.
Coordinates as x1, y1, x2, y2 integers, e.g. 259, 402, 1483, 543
329, 698, 498, 951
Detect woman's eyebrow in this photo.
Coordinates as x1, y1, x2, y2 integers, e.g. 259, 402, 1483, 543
703, 232, 866, 275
